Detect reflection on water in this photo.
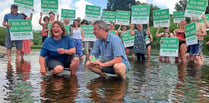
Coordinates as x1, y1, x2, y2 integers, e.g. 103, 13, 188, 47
4, 60, 33, 103
40, 76, 79, 103
1, 51, 209, 102
87, 77, 127, 103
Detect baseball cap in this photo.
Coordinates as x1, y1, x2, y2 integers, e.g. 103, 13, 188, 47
11, 4, 18, 8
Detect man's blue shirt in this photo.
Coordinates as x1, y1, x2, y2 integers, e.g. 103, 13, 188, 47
3, 12, 23, 32
91, 33, 130, 70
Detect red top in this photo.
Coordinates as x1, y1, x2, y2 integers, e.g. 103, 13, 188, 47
42, 23, 47, 36
176, 32, 185, 40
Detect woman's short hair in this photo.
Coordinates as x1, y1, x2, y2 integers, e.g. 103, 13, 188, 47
50, 21, 67, 37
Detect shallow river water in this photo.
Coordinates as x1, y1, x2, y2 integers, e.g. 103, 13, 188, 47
1, 49, 209, 103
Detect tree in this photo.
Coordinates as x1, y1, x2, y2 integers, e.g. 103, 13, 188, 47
174, 0, 187, 11
106, 0, 136, 11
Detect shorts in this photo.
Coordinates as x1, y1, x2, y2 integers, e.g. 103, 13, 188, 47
72, 39, 83, 57
187, 45, 190, 53
126, 46, 133, 49
102, 66, 115, 74
179, 41, 186, 47
189, 40, 203, 56
46, 55, 74, 70
146, 43, 151, 48
5, 32, 22, 50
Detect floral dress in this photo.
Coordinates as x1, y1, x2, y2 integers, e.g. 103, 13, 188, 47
134, 30, 147, 54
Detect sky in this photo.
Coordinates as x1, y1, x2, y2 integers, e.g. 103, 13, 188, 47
0, 0, 180, 30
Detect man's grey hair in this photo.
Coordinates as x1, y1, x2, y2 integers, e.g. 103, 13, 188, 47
191, 16, 199, 22
92, 20, 109, 32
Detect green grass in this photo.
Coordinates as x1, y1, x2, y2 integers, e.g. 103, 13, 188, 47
0, 27, 6, 46
31, 45, 42, 49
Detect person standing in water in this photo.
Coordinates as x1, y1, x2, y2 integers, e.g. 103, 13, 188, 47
2, 4, 23, 62
155, 26, 174, 62
173, 20, 187, 62
71, 19, 85, 61
129, 24, 150, 61
118, 24, 135, 60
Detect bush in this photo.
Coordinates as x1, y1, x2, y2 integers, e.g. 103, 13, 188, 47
0, 27, 6, 46
32, 30, 42, 45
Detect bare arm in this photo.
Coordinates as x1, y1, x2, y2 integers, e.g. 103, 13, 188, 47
57, 48, 76, 55
169, 33, 175, 38
2, 21, 10, 28
202, 15, 209, 28
206, 41, 209, 45
146, 23, 150, 35
155, 26, 163, 37
81, 28, 84, 41
39, 12, 44, 26
95, 56, 122, 67
118, 24, 122, 33
150, 34, 153, 42
39, 56, 46, 75
64, 48, 76, 55
173, 29, 177, 37
129, 24, 135, 35
29, 9, 34, 20
103, 56, 122, 67
70, 27, 73, 36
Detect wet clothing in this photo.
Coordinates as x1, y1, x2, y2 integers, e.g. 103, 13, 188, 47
102, 66, 115, 74
136, 53, 145, 61
3, 12, 23, 49
46, 55, 74, 70
133, 30, 147, 54
190, 40, 203, 56
91, 33, 130, 71
127, 46, 133, 49
40, 35, 75, 70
